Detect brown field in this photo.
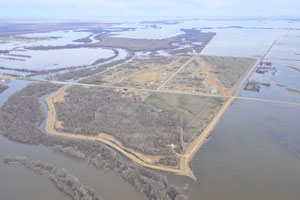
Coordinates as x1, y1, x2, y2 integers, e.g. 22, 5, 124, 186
82, 55, 256, 95
131, 72, 165, 84
81, 56, 192, 89
164, 56, 257, 95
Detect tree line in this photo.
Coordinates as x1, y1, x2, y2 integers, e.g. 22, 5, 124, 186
48, 52, 134, 81
0, 84, 8, 94
1, 156, 102, 200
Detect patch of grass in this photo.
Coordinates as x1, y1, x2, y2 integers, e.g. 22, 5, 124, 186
17, 77, 47, 82
201, 56, 257, 88
145, 92, 226, 144
44, 100, 49, 111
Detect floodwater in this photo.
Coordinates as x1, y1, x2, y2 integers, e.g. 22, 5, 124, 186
160, 19, 300, 200
0, 80, 147, 200
0, 163, 70, 200
1, 18, 300, 200
0, 30, 93, 50
0, 47, 115, 70
0, 30, 126, 70
165, 100, 300, 200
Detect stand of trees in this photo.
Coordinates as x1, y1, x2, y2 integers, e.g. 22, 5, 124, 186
0, 84, 95, 149
0, 50, 9, 54
0, 84, 8, 94
0, 83, 188, 200
53, 145, 186, 200
50, 52, 134, 81
55, 86, 184, 156
157, 156, 179, 167
73, 34, 94, 44
1, 156, 102, 200
0, 83, 62, 144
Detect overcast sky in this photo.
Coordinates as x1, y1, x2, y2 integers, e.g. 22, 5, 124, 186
0, 0, 299, 19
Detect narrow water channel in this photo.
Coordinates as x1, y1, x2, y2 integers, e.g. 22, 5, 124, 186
0, 80, 147, 200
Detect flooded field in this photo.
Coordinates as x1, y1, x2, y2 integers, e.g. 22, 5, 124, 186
160, 19, 300, 200
0, 29, 128, 71
1, 18, 300, 200
0, 30, 95, 50
0, 48, 115, 70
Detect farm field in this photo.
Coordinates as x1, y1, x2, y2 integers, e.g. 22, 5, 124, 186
81, 55, 256, 95
144, 92, 226, 144
80, 56, 192, 89
163, 56, 257, 95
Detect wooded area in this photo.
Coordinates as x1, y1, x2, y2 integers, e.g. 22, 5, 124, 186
55, 86, 184, 155
0, 84, 8, 94
0, 83, 187, 200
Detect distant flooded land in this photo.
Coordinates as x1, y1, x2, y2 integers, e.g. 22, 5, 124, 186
1, 18, 300, 200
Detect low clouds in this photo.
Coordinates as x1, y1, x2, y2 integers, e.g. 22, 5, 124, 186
192, 0, 239, 8
0, 0, 299, 18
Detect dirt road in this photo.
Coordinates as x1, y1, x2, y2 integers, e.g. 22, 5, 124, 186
156, 56, 195, 91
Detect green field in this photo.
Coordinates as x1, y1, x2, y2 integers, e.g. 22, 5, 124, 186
201, 56, 257, 88
145, 92, 227, 144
